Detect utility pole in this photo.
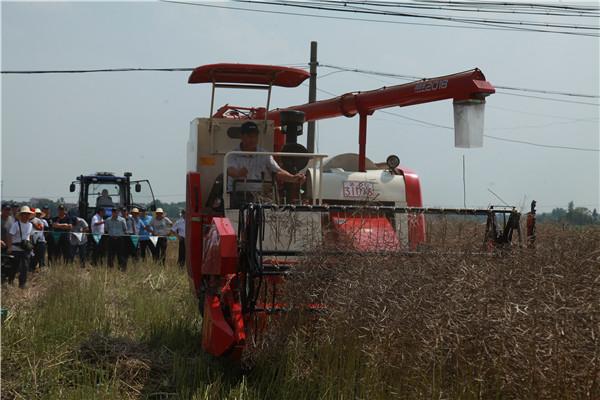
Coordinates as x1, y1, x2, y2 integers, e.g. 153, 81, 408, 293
307, 41, 318, 153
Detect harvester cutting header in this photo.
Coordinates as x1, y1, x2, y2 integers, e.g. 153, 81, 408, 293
185, 63, 523, 360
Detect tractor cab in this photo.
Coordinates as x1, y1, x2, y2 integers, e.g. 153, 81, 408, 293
69, 172, 156, 221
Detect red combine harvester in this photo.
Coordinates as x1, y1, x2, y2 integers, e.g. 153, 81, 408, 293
185, 63, 522, 360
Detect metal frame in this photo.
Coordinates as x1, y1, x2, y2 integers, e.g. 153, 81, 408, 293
236, 203, 522, 318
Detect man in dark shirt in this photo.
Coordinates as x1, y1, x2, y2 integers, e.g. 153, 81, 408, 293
51, 205, 74, 263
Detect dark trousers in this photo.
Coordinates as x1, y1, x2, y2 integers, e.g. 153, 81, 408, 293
56, 236, 71, 263
177, 239, 185, 267
70, 243, 87, 268
10, 251, 30, 288
128, 237, 138, 261
153, 237, 168, 265
30, 241, 46, 270
140, 240, 154, 260
91, 236, 107, 266
46, 236, 56, 266
107, 237, 127, 270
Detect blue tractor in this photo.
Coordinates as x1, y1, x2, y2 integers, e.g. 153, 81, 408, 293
69, 172, 156, 221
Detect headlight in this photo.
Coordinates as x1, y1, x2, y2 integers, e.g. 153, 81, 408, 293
386, 155, 400, 170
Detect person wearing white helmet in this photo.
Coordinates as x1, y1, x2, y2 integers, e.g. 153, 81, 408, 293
148, 208, 172, 265
5, 206, 35, 288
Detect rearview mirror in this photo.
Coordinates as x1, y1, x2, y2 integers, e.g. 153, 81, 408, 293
135, 183, 141, 192
69, 183, 76, 192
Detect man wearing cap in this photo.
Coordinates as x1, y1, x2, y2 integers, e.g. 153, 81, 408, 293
169, 209, 186, 268
5, 206, 35, 288
227, 121, 305, 207
148, 208, 172, 265
52, 205, 75, 263
104, 207, 128, 270
29, 208, 48, 271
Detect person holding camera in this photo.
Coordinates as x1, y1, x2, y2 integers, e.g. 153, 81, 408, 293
5, 206, 35, 288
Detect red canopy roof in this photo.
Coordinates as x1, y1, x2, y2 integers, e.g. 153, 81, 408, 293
188, 63, 310, 87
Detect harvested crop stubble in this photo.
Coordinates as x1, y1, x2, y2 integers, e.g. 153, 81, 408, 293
255, 224, 600, 399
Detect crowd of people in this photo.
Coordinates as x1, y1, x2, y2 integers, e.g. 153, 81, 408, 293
1, 202, 186, 289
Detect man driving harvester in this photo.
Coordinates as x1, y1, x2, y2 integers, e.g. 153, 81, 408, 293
227, 121, 305, 207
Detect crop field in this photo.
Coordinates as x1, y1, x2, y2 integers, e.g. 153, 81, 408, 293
1, 224, 599, 400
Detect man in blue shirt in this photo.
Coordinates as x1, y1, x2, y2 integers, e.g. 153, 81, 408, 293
137, 208, 154, 260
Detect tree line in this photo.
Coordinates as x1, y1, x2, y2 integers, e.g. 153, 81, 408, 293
537, 201, 599, 225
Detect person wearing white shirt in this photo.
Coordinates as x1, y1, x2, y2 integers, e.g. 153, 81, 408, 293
170, 210, 186, 268
6, 206, 35, 288
91, 208, 106, 266
227, 121, 305, 208
70, 216, 89, 268
148, 208, 172, 265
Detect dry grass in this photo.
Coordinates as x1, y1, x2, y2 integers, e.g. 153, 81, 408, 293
1, 225, 599, 399
254, 223, 600, 399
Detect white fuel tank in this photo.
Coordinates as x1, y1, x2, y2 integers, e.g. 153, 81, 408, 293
309, 154, 407, 205
313, 169, 407, 204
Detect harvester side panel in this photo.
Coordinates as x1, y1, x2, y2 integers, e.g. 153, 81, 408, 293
201, 218, 238, 276
186, 172, 204, 296
202, 294, 236, 356
397, 166, 426, 249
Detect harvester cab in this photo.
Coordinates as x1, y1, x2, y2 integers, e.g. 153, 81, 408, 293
185, 63, 526, 360
69, 172, 156, 221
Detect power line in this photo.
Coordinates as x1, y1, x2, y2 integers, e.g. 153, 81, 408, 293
412, 1, 599, 13
1, 67, 194, 74
320, 0, 600, 17
231, 0, 600, 36
496, 90, 600, 106
6, 63, 597, 107
381, 109, 600, 152
484, 134, 599, 152
487, 104, 599, 122
161, 0, 589, 35
290, 0, 600, 29
0, 64, 306, 75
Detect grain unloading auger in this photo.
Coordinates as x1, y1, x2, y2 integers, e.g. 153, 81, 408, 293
184, 63, 527, 360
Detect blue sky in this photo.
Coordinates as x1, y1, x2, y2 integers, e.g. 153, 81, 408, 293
2, 1, 598, 212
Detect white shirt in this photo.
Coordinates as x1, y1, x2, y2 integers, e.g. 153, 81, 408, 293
91, 213, 105, 234
70, 217, 89, 245
30, 217, 48, 243
227, 144, 282, 192
8, 220, 33, 251
172, 217, 185, 238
